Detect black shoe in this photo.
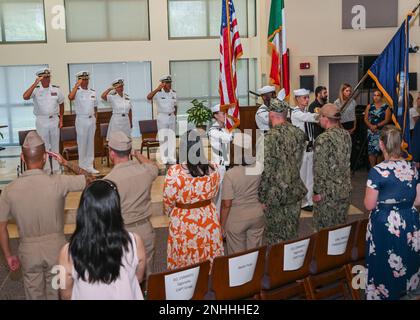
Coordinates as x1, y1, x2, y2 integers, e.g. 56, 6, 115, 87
302, 206, 313, 212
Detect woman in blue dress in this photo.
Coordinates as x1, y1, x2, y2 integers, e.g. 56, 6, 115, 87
364, 125, 420, 300
364, 90, 391, 168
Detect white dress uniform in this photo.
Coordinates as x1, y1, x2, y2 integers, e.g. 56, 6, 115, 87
208, 104, 234, 217
74, 87, 98, 171
153, 81, 177, 164
255, 105, 269, 131
255, 86, 276, 131
31, 81, 64, 172
291, 104, 319, 208
106, 91, 133, 141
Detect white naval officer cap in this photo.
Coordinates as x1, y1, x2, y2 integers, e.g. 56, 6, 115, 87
112, 78, 124, 88
76, 71, 90, 80
159, 75, 172, 83
211, 104, 221, 113
293, 88, 310, 97
257, 86, 276, 95
36, 68, 51, 77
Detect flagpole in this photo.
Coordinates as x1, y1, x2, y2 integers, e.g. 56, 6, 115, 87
341, 1, 420, 114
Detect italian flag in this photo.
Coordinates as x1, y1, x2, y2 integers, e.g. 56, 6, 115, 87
268, 0, 289, 98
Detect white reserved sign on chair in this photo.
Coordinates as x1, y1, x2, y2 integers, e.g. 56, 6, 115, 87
283, 238, 310, 271
228, 251, 259, 287
327, 225, 352, 256
164, 266, 200, 300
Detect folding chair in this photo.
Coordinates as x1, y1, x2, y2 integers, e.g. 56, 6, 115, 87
139, 120, 159, 159
260, 236, 315, 300
60, 126, 78, 161
303, 221, 358, 300
206, 246, 266, 300
147, 260, 210, 300
344, 218, 369, 300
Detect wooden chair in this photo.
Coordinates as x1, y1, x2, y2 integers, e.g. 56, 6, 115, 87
18, 129, 36, 174
344, 218, 369, 300
303, 221, 358, 300
206, 246, 266, 300
260, 236, 315, 300
147, 261, 210, 300
139, 120, 159, 159
60, 126, 78, 161
100, 123, 109, 167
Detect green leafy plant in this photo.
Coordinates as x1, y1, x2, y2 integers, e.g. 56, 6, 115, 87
186, 99, 213, 128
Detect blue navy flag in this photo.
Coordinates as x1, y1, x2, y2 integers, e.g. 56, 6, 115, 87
367, 14, 412, 159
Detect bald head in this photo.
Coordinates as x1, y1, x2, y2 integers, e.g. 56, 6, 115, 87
22, 131, 46, 168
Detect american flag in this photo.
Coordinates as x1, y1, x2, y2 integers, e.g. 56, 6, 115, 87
219, 0, 243, 130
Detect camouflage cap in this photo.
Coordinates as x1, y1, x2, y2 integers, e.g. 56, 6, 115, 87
266, 98, 290, 113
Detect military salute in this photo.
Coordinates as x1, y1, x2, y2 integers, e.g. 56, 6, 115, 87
255, 85, 276, 131
104, 131, 159, 277
101, 78, 133, 141
0, 132, 93, 300
68, 71, 99, 174
259, 99, 307, 243
147, 75, 177, 165
22, 68, 65, 173
313, 104, 352, 230
290, 88, 320, 211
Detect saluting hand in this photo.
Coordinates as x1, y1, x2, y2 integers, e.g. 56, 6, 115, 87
157, 82, 165, 90
6, 256, 20, 272
35, 76, 43, 84
47, 151, 66, 166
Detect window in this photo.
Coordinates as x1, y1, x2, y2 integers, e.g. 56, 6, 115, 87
0, 64, 48, 145
169, 58, 257, 116
168, 0, 256, 38
68, 62, 152, 137
65, 0, 150, 42
0, 0, 46, 43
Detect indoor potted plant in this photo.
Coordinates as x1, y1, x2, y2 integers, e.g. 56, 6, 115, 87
186, 99, 213, 130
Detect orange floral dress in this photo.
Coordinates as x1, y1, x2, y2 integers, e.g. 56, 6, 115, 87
163, 164, 224, 270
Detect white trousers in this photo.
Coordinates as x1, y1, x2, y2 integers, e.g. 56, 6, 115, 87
76, 116, 96, 170
300, 151, 314, 207
157, 113, 176, 164
35, 115, 60, 172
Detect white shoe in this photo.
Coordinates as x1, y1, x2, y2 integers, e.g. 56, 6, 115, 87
88, 168, 100, 174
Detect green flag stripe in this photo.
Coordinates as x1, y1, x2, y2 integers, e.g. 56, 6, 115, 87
268, 0, 284, 39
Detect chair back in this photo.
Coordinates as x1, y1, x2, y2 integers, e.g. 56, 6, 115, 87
147, 260, 210, 300
139, 120, 158, 139
60, 126, 77, 142
18, 129, 36, 146
207, 246, 266, 300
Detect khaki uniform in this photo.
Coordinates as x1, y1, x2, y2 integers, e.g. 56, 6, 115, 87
104, 161, 158, 275
222, 165, 264, 255
0, 169, 85, 300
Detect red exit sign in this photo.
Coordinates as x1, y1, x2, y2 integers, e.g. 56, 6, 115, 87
300, 63, 310, 69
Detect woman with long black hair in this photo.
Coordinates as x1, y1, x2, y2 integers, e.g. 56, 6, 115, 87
58, 180, 146, 300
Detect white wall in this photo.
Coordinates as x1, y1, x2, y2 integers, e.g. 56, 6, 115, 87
0, 0, 264, 113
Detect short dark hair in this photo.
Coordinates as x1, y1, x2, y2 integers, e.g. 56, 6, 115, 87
69, 180, 132, 284
109, 147, 131, 158
315, 86, 327, 96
